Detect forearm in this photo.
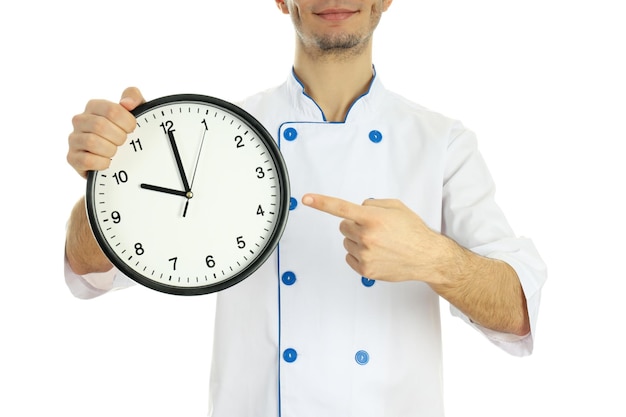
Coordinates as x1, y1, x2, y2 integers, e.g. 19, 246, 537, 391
429, 238, 530, 336
65, 197, 113, 275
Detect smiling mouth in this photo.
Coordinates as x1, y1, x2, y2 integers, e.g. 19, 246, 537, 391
315, 9, 358, 20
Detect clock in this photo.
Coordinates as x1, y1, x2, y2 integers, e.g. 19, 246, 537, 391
86, 94, 290, 295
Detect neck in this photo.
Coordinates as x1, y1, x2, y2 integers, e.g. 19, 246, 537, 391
293, 43, 374, 122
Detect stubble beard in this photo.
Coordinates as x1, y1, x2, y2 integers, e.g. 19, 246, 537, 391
296, 24, 378, 62
293, 6, 383, 61
314, 32, 371, 59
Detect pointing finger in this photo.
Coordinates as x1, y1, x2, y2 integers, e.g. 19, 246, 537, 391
302, 193, 365, 222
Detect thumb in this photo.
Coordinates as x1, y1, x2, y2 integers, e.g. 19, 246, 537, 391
119, 86, 146, 111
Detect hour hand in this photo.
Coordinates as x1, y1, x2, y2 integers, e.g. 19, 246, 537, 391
140, 183, 189, 198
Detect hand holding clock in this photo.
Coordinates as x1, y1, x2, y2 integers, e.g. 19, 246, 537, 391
66, 87, 146, 275
70, 87, 204, 219
67, 87, 146, 179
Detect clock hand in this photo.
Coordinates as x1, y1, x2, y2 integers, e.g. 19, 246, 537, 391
182, 124, 209, 219
167, 130, 191, 192
140, 183, 190, 198
190, 126, 208, 190
141, 183, 192, 218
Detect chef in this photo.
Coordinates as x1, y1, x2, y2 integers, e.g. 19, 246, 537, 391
64, 1, 547, 416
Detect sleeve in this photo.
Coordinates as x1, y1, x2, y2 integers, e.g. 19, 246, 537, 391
64, 253, 135, 299
442, 123, 547, 357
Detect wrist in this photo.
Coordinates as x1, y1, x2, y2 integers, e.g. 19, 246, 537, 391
427, 235, 472, 288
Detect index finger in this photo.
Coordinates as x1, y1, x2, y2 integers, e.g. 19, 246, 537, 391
302, 193, 365, 222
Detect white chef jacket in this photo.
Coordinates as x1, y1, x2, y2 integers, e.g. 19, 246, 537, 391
65, 69, 547, 417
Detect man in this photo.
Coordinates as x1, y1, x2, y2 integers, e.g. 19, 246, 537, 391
65, 1, 547, 416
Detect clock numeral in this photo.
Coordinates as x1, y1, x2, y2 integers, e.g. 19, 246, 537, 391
112, 170, 129, 185
111, 211, 121, 224
160, 120, 175, 134
134, 243, 145, 256
129, 139, 143, 152
255, 167, 265, 178
257, 205, 265, 216
201, 119, 208, 131
206, 255, 216, 268
234, 135, 244, 148
169, 257, 177, 270
236, 236, 246, 249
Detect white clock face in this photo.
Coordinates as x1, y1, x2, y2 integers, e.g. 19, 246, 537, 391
86, 95, 289, 295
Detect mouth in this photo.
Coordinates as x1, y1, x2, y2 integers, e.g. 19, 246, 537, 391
314, 8, 358, 21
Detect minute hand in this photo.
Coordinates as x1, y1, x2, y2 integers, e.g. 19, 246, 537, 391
167, 130, 191, 192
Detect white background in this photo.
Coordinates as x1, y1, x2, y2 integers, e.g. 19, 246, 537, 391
2, 0, 625, 416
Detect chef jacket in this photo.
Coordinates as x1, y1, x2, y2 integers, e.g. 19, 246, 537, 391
65, 69, 547, 417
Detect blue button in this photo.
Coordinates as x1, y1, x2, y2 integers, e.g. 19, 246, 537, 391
369, 130, 383, 143
355, 350, 370, 365
284, 127, 298, 141
289, 197, 298, 210
283, 348, 298, 363
361, 277, 375, 287
282, 271, 296, 286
